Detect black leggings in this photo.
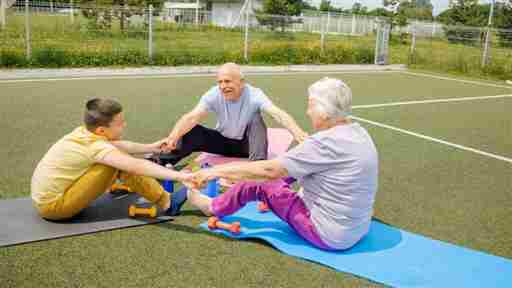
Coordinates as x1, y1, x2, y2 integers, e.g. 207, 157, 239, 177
157, 113, 268, 166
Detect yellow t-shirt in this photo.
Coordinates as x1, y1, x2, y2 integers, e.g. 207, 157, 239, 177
31, 126, 117, 205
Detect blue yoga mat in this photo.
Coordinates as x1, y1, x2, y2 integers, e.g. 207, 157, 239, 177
200, 202, 512, 287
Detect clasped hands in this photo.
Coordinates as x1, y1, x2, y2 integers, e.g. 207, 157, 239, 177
181, 169, 218, 191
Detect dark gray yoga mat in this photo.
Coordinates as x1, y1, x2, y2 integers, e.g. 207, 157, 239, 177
0, 193, 172, 247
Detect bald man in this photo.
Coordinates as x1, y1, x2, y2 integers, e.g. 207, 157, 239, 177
156, 63, 308, 166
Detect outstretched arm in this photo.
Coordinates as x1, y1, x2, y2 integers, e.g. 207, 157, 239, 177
97, 150, 190, 182
163, 104, 209, 152
192, 159, 288, 187
110, 139, 166, 155
263, 104, 308, 143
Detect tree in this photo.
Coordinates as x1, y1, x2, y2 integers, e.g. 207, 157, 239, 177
436, 0, 486, 27
383, 0, 410, 41
368, 7, 393, 18
382, 0, 434, 42
436, 0, 512, 46
302, 1, 317, 11
492, 1, 512, 47
351, 2, 368, 15
258, 0, 303, 15
255, 0, 305, 31
319, 0, 332, 12
384, 0, 433, 21
437, 0, 488, 45
80, 0, 161, 31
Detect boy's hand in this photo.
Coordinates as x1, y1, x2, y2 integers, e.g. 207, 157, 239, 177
149, 138, 168, 153
191, 170, 216, 188
180, 173, 200, 190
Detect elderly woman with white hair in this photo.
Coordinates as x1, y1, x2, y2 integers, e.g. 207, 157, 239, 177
188, 77, 379, 250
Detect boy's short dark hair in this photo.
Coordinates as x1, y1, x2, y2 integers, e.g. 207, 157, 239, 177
83, 98, 123, 132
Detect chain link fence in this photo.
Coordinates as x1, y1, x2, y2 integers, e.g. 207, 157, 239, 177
405, 22, 512, 79
0, 1, 386, 66
1, 1, 511, 79
2, 1, 152, 66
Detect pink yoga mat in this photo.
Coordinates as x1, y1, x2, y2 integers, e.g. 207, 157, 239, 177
195, 128, 294, 166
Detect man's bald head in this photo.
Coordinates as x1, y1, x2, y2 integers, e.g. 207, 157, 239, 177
216, 63, 245, 101
217, 62, 244, 80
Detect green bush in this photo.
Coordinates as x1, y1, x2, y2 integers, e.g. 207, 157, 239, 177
0, 50, 27, 67
482, 61, 512, 80
0, 43, 376, 68
32, 47, 69, 67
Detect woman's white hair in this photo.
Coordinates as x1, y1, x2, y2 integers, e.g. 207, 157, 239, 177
308, 77, 352, 119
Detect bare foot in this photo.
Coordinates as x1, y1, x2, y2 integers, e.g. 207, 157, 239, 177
219, 178, 236, 189
187, 188, 213, 216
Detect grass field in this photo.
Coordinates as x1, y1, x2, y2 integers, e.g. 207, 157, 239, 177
0, 13, 375, 66
0, 70, 511, 287
2, 11, 512, 79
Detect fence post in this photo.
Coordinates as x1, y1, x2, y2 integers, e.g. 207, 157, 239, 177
374, 21, 390, 65
69, 0, 74, 24
481, 28, 491, 68
320, 15, 325, 52
336, 15, 341, 34
364, 17, 368, 35
482, 0, 495, 68
410, 21, 417, 64
351, 14, 356, 35
326, 11, 330, 34
410, 21, 416, 54
195, 0, 199, 26
1, 0, 6, 30
25, 0, 31, 60
243, 2, 249, 61
148, 5, 153, 63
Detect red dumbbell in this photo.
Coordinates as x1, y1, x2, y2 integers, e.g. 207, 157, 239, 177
257, 201, 270, 213
207, 217, 241, 234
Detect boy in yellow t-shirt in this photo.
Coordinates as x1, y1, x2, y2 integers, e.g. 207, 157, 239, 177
31, 98, 190, 220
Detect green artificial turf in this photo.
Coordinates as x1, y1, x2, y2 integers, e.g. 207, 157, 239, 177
0, 70, 510, 287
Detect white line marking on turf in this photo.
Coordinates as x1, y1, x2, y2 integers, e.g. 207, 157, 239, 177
352, 94, 512, 109
0, 70, 399, 83
351, 116, 512, 164
402, 71, 512, 90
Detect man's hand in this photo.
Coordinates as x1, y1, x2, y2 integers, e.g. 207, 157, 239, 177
148, 138, 168, 153
162, 135, 179, 153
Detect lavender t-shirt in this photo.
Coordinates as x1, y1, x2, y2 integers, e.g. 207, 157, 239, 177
278, 123, 378, 249
198, 84, 272, 140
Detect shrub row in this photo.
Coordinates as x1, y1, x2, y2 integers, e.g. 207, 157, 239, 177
0, 44, 375, 68
1, 42, 510, 80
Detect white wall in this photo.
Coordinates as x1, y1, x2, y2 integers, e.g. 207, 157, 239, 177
211, 1, 262, 27
211, 2, 242, 27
